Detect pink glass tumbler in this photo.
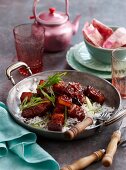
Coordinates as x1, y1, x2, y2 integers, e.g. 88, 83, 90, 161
112, 48, 126, 98
13, 23, 45, 75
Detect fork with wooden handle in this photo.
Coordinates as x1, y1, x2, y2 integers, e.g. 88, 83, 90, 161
102, 110, 126, 167
61, 149, 105, 170
64, 116, 93, 140
102, 130, 121, 167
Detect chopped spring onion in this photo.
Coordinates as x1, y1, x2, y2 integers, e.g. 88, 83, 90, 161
40, 89, 55, 106
20, 96, 49, 111
85, 96, 93, 111
38, 72, 67, 89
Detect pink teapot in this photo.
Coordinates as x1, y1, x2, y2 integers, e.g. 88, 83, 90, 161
30, 0, 81, 52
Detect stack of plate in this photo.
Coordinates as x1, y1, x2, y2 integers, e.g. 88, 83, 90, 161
66, 42, 112, 79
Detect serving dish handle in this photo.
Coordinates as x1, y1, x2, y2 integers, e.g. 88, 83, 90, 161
104, 109, 126, 126
6, 61, 32, 85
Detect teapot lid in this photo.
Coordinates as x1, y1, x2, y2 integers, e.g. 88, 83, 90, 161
37, 8, 68, 25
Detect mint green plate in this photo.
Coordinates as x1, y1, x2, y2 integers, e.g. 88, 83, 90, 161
66, 46, 112, 79
74, 42, 111, 72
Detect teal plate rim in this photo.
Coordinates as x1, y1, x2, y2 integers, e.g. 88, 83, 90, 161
66, 46, 112, 80
74, 42, 111, 72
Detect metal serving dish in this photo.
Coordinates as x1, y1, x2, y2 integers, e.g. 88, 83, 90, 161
6, 62, 124, 140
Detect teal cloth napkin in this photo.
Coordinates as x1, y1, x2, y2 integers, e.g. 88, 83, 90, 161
0, 102, 60, 170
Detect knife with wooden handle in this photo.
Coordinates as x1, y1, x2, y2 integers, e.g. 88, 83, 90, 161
64, 116, 93, 140
61, 149, 105, 170
102, 114, 126, 167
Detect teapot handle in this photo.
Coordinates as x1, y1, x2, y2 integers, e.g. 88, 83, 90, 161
32, 0, 39, 21
32, 0, 69, 20
65, 0, 69, 16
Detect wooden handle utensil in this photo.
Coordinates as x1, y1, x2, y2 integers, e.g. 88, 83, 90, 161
61, 149, 105, 170
64, 116, 93, 140
102, 130, 121, 167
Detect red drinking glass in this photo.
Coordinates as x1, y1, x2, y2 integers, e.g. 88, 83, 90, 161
13, 23, 45, 75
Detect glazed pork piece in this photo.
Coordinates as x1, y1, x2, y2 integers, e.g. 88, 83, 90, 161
47, 113, 64, 131
65, 82, 85, 105
47, 96, 67, 131
48, 120, 63, 131
20, 92, 33, 102
53, 103, 65, 114
53, 81, 85, 105
51, 113, 64, 124
58, 95, 72, 107
47, 94, 86, 131
21, 101, 52, 118
53, 81, 66, 94
47, 101, 65, 131
68, 104, 86, 121
84, 85, 105, 105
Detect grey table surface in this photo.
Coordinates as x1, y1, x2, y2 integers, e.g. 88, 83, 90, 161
0, 0, 126, 169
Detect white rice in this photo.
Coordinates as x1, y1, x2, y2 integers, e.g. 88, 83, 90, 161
15, 101, 115, 132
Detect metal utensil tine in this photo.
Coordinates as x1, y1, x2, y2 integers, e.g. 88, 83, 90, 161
102, 111, 108, 119
96, 111, 109, 122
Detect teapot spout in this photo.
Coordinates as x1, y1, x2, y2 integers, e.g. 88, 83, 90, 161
72, 15, 81, 35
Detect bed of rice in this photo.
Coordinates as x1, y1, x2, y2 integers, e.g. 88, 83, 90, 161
15, 100, 115, 132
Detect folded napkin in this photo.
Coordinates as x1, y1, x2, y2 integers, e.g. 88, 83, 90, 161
0, 102, 60, 170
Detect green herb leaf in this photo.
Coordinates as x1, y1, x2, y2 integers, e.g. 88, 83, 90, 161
86, 97, 93, 110
85, 97, 102, 114
37, 72, 67, 106
38, 72, 67, 89
40, 89, 55, 106
20, 96, 49, 111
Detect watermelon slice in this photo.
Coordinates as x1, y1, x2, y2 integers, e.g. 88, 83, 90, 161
83, 22, 104, 47
103, 27, 126, 49
92, 18, 113, 41
83, 19, 126, 49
